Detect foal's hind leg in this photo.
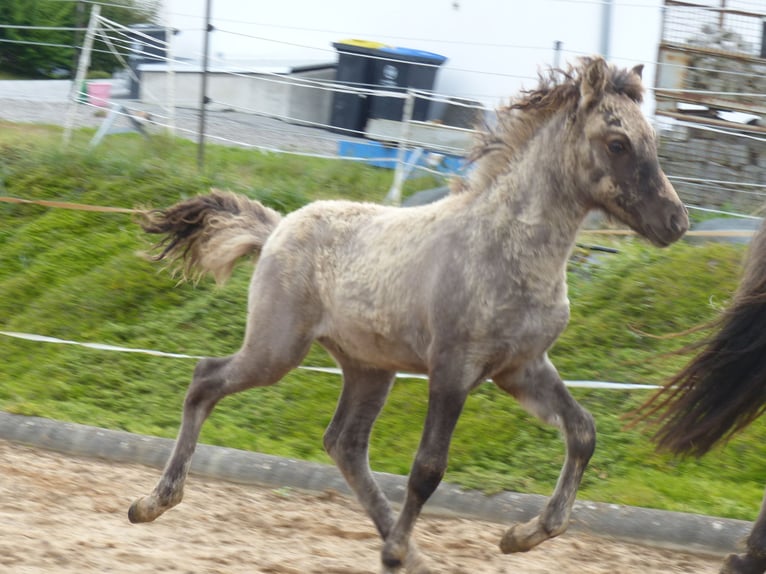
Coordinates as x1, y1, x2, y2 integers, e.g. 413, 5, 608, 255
129, 278, 315, 524
322, 363, 429, 573
494, 355, 596, 553
721, 492, 766, 574
323, 365, 397, 536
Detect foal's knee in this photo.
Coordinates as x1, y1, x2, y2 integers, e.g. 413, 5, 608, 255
186, 357, 230, 409
323, 428, 365, 468
409, 456, 447, 503
193, 356, 229, 381
570, 408, 596, 461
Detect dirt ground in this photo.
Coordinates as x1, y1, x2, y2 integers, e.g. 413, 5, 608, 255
0, 439, 725, 574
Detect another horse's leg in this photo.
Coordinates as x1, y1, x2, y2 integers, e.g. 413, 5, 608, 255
721, 491, 766, 574
128, 275, 315, 524
380, 361, 478, 573
494, 355, 596, 553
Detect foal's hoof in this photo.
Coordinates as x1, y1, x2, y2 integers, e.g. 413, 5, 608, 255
128, 497, 154, 523
380, 556, 432, 574
500, 523, 533, 554
499, 517, 551, 554
128, 496, 167, 524
380, 540, 432, 574
720, 552, 766, 574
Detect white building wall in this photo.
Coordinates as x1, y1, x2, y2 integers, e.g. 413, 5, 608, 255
160, 0, 665, 111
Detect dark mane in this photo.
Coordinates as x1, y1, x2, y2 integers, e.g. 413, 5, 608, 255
454, 57, 644, 194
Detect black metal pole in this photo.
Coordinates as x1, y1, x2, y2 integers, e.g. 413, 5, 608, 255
197, 0, 212, 170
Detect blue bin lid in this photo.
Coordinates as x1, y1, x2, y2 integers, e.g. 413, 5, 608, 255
379, 46, 447, 65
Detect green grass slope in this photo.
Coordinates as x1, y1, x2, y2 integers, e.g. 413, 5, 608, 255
1, 123, 763, 521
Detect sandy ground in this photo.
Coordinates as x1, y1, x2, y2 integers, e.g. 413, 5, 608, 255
0, 440, 726, 574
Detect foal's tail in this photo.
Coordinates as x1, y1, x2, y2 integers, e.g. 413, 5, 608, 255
637, 219, 766, 457
138, 190, 282, 285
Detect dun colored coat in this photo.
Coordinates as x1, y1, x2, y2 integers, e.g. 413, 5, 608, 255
129, 56, 688, 573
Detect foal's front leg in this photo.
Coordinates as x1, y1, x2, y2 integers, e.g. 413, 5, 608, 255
323, 364, 429, 573
494, 355, 596, 553
381, 362, 479, 573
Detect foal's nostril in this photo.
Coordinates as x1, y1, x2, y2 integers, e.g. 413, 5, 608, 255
669, 213, 688, 235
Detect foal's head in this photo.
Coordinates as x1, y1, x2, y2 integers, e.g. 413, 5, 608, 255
566, 57, 688, 246
466, 57, 688, 247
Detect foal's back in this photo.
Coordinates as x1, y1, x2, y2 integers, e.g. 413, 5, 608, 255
258, 194, 481, 371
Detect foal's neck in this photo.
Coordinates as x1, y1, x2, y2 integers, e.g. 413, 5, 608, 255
466, 116, 590, 297
496, 118, 588, 250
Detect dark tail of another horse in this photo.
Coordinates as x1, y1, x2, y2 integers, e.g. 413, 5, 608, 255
639, 218, 766, 457
138, 190, 282, 285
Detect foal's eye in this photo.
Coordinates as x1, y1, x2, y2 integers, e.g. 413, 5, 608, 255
607, 140, 627, 154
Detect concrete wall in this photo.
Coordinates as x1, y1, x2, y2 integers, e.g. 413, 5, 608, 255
659, 125, 766, 213
139, 65, 336, 126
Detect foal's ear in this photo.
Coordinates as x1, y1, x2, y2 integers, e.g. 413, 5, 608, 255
631, 64, 644, 80
579, 57, 608, 110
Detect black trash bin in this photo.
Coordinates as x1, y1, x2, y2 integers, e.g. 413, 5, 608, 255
368, 47, 447, 122
329, 40, 388, 135
127, 25, 168, 99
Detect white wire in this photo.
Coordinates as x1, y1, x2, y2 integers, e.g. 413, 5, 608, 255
668, 176, 766, 190
652, 58, 766, 81
685, 205, 763, 220
668, 120, 766, 143
656, 87, 766, 99
3, 16, 761, 216
0, 330, 660, 390
0, 38, 76, 49
54, 0, 157, 11
100, 106, 407, 164
212, 27, 540, 83
3, 19, 765, 102
160, 0, 665, 34
0, 24, 86, 31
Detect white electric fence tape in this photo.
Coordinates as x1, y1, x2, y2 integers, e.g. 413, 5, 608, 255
0, 330, 659, 390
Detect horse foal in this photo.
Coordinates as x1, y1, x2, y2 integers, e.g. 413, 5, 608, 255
129, 56, 687, 573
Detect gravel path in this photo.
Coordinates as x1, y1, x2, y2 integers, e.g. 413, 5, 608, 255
0, 79, 354, 155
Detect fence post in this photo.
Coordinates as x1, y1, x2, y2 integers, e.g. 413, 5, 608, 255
197, 0, 213, 170
63, 4, 101, 144
165, 25, 175, 135
385, 90, 416, 205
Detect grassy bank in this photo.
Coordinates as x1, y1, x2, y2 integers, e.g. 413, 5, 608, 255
1, 122, 762, 521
